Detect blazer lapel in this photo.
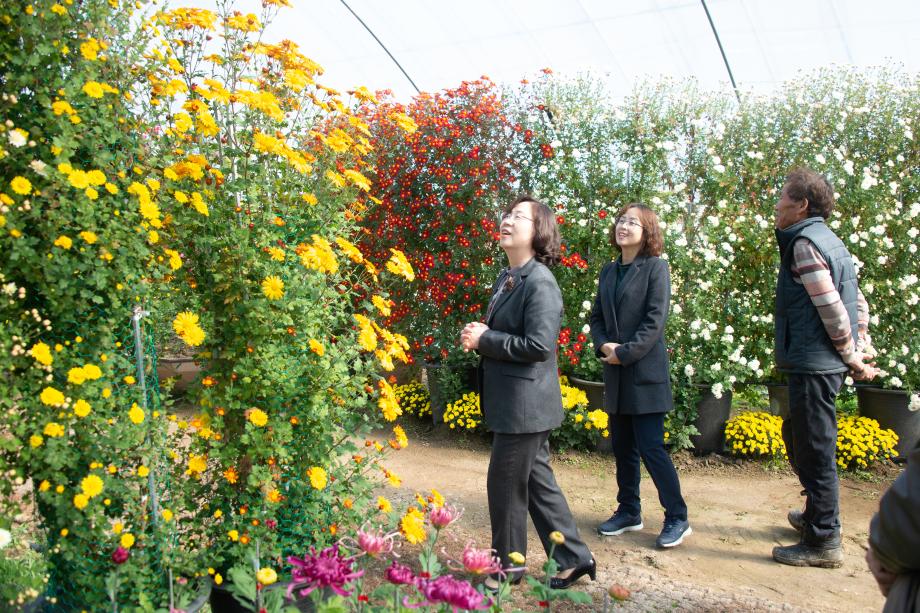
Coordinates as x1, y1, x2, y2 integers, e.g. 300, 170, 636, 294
487, 258, 535, 326
614, 256, 645, 308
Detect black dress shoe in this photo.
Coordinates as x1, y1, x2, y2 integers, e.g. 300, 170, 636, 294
549, 557, 596, 590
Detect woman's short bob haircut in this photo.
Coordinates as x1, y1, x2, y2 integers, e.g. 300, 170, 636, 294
608, 203, 664, 257
503, 194, 561, 266
784, 167, 836, 219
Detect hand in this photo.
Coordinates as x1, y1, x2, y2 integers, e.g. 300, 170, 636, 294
600, 343, 621, 365
865, 547, 897, 597
460, 322, 489, 352
847, 351, 879, 381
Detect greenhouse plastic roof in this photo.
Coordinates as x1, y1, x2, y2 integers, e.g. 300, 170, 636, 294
197, 0, 920, 99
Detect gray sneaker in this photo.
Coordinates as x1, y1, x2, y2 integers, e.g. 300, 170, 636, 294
597, 512, 643, 536
656, 519, 691, 548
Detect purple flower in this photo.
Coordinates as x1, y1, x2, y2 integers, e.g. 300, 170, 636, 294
287, 544, 363, 598
111, 546, 130, 564
417, 575, 491, 611
384, 561, 416, 585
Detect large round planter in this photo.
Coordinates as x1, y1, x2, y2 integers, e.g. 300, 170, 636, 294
156, 355, 202, 395
765, 383, 790, 420
856, 386, 920, 459
424, 363, 477, 424
567, 376, 612, 453
690, 384, 733, 455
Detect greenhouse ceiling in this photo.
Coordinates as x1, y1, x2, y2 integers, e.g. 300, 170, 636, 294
191, 0, 920, 99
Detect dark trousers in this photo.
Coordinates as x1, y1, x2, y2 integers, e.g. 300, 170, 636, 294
488, 431, 592, 572
610, 412, 687, 521
782, 372, 845, 544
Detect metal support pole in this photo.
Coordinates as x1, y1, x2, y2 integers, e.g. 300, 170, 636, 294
131, 305, 159, 523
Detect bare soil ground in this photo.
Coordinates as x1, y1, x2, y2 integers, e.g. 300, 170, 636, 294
383, 420, 901, 612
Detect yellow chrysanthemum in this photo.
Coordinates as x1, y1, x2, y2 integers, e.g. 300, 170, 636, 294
82, 81, 105, 98
267, 246, 285, 262
377, 379, 401, 421
79, 231, 98, 244
30, 342, 53, 366
11, 176, 32, 195
80, 474, 104, 498
73, 494, 89, 510
256, 568, 278, 586
43, 422, 65, 437
120, 533, 135, 548
307, 466, 327, 490
385, 249, 415, 282
248, 408, 268, 427
371, 295, 392, 316
400, 507, 427, 544
40, 387, 65, 406
188, 454, 207, 475
376, 496, 392, 513
309, 339, 325, 356
261, 276, 284, 300
164, 249, 182, 270
73, 399, 92, 417
128, 403, 145, 424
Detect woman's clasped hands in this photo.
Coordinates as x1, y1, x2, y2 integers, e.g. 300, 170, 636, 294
460, 322, 489, 352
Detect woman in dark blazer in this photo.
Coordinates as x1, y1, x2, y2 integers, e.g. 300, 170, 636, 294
589, 203, 690, 548
461, 195, 595, 590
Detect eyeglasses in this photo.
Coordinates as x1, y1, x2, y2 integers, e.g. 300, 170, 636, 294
615, 217, 644, 229
500, 212, 534, 223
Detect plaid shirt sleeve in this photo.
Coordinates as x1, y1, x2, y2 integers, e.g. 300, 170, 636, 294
791, 237, 863, 363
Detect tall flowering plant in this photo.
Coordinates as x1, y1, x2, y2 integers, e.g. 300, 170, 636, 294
140, 0, 418, 575
0, 0, 206, 606
358, 79, 517, 375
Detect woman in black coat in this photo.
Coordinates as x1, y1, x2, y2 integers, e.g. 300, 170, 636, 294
462, 195, 595, 590
589, 203, 690, 548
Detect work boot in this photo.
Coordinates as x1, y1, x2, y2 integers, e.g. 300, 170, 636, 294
772, 534, 843, 569
787, 509, 804, 534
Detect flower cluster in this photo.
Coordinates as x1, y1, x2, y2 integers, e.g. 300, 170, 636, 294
725, 412, 787, 459
442, 392, 483, 432
551, 378, 609, 451
836, 416, 898, 470
394, 382, 431, 419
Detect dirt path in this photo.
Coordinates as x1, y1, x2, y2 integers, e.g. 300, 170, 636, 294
384, 425, 898, 612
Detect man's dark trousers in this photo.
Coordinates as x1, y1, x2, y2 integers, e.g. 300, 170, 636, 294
782, 372, 846, 544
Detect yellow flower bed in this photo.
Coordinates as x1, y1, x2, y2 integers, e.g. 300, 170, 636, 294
725, 411, 898, 470
443, 392, 482, 431
394, 382, 431, 419
552, 377, 609, 450
725, 411, 787, 460
836, 416, 898, 470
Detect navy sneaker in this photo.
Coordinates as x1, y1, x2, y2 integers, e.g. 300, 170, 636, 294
656, 518, 691, 548
597, 512, 643, 536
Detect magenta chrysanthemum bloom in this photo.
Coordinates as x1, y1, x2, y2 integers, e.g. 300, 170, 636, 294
428, 504, 462, 530
346, 525, 397, 558
417, 575, 491, 611
287, 544, 363, 598
384, 561, 416, 585
111, 546, 130, 565
459, 542, 501, 575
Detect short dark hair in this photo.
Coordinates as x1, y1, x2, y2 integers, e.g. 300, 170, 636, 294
784, 167, 835, 219
503, 194, 560, 266
608, 203, 664, 257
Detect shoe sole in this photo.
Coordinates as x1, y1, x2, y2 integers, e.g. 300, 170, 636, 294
598, 522, 643, 536
772, 553, 843, 569
658, 526, 692, 548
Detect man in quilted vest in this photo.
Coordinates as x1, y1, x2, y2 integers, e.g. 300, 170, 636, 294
772, 167, 879, 568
